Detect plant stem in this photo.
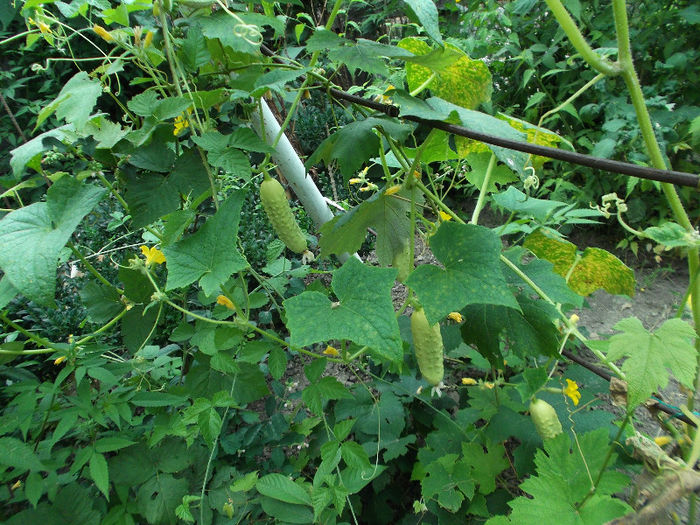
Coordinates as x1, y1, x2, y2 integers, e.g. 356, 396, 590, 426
68, 243, 123, 293
75, 307, 128, 345
543, 0, 620, 76
0, 312, 61, 351
578, 413, 630, 510
610, 0, 700, 418
470, 153, 496, 224
409, 72, 436, 97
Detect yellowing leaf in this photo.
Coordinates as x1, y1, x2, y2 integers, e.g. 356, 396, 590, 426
524, 229, 635, 297
398, 38, 492, 110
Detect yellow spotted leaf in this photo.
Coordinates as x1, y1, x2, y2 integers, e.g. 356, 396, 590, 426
398, 38, 492, 111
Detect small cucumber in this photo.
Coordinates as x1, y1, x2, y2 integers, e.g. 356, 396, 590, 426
411, 307, 444, 386
260, 176, 308, 254
529, 398, 563, 440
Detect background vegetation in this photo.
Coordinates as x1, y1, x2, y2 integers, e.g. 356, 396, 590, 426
0, 1, 698, 524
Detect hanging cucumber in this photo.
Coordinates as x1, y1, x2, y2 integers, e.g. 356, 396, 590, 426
260, 174, 308, 254
529, 398, 563, 440
411, 307, 444, 386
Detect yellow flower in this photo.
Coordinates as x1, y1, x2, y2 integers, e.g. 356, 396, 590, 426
10, 480, 21, 490
143, 30, 154, 48
563, 379, 581, 406
447, 311, 463, 323
173, 114, 190, 136
359, 183, 378, 192
216, 295, 235, 310
462, 377, 477, 386
569, 313, 580, 325
93, 24, 114, 42
438, 211, 453, 222
140, 245, 166, 266
654, 435, 672, 447
483, 382, 495, 389
348, 178, 363, 185
374, 86, 394, 105
323, 346, 339, 356
54, 355, 67, 365
385, 184, 402, 196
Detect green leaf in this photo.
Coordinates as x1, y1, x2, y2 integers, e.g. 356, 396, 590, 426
399, 38, 491, 110
89, 452, 110, 499
406, 222, 519, 324
305, 28, 346, 51
252, 68, 309, 96
122, 304, 159, 353
124, 172, 179, 229
197, 11, 272, 53
178, 26, 211, 72
127, 140, 176, 172
260, 497, 314, 524
36, 71, 101, 130
231, 362, 270, 404
130, 391, 188, 407
257, 474, 312, 506
523, 229, 635, 297
230, 471, 259, 492
306, 116, 414, 178
402, 0, 443, 45
198, 407, 222, 448
328, 44, 390, 76
80, 282, 123, 323
460, 442, 509, 495
644, 222, 699, 248
284, 257, 403, 362
319, 188, 411, 266
10, 124, 73, 177
127, 91, 161, 117
316, 376, 353, 401
493, 186, 567, 222
0, 276, 18, 309
4, 484, 101, 525
0, 437, 44, 472
268, 347, 287, 380
25, 471, 43, 508
392, 92, 528, 173
606, 317, 697, 408
229, 127, 276, 153
164, 191, 248, 295
137, 474, 188, 525
94, 437, 136, 453
0, 177, 105, 305
503, 246, 583, 308
170, 148, 212, 198
461, 294, 560, 366
506, 430, 630, 524
464, 152, 518, 193
83, 116, 129, 149
341, 441, 371, 469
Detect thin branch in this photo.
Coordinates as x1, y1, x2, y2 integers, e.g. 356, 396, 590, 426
328, 88, 700, 189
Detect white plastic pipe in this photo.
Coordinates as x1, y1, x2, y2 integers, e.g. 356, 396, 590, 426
250, 100, 334, 229
251, 99, 359, 261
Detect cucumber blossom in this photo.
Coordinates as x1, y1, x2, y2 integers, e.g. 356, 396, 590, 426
529, 398, 563, 440
260, 176, 308, 254
411, 307, 444, 386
